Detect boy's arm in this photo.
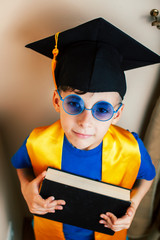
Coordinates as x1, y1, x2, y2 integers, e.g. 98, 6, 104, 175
99, 179, 154, 232
17, 168, 66, 215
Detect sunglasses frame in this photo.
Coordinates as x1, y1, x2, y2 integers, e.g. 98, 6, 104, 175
57, 89, 122, 122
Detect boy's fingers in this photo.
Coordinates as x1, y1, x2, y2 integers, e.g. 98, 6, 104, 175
53, 199, 66, 205
30, 196, 66, 214
100, 213, 113, 227
45, 196, 55, 204
35, 195, 66, 208
106, 212, 117, 224
47, 199, 66, 209
31, 208, 55, 215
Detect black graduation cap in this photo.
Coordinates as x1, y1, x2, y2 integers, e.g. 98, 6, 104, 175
26, 17, 160, 98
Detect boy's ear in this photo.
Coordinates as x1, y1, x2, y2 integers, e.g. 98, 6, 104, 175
52, 90, 60, 112
112, 104, 125, 124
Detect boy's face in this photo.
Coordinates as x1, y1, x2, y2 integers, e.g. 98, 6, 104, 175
53, 90, 124, 150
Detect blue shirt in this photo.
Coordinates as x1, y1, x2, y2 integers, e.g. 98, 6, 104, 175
11, 132, 156, 240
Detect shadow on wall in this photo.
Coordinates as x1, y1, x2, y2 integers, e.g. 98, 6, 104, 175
0, 127, 26, 240
140, 71, 160, 139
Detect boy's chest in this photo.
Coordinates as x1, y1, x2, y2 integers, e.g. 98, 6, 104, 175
61, 137, 102, 181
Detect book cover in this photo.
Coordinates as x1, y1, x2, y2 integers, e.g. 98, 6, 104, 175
37, 167, 131, 235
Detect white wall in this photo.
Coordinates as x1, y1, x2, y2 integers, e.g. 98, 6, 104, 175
0, 0, 159, 239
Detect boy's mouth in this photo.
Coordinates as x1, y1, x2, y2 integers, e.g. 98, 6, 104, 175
73, 130, 93, 139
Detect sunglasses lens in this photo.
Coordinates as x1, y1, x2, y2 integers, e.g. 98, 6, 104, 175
63, 95, 84, 115
92, 101, 114, 121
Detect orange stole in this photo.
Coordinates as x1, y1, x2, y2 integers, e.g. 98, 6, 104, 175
26, 120, 141, 240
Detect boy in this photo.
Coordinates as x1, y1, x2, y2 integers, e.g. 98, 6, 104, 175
12, 18, 160, 240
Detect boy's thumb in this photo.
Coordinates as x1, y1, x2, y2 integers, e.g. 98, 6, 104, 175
35, 171, 46, 185
126, 205, 134, 217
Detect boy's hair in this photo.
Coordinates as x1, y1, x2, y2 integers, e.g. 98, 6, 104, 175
58, 85, 122, 103
58, 86, 87, 95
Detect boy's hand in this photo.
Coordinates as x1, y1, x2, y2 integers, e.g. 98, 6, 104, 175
99, 179, 154, 232
19, 169, 66, 215
99, 202, 136, 232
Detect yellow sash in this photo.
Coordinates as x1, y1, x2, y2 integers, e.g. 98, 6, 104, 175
26, 120, 140, 240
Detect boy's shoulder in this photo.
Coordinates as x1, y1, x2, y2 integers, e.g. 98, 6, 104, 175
29, 120, 62, 137
26, 120, 64, 149
105, 124, 139, 148
108, 124, 132, 138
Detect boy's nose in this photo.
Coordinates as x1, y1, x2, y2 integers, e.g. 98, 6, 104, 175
77, 109, 93, 127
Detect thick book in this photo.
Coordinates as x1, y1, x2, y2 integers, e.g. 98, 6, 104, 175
37, 167, 131, 235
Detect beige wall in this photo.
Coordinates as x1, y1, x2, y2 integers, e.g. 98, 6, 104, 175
0, 0, 159, 239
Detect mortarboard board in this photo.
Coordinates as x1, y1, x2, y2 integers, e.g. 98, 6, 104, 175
25, 17, 160, 98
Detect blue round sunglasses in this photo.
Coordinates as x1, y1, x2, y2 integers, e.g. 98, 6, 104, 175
57, 90, 122, 122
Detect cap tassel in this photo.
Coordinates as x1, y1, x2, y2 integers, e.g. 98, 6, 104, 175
52, 32, 60, 89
